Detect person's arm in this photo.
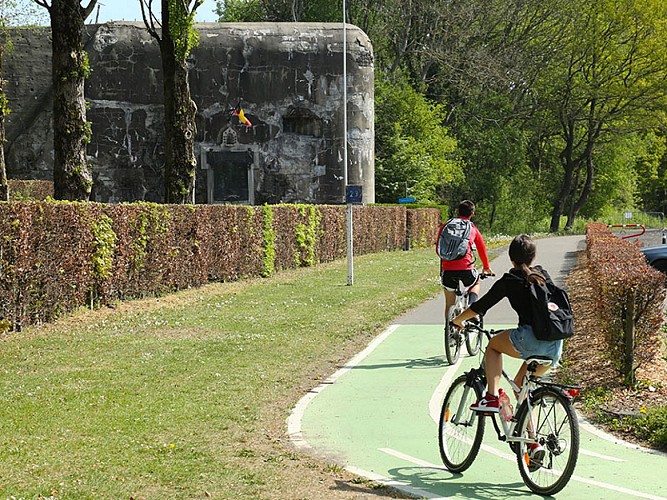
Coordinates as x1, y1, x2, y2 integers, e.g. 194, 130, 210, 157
473, 226, 493, 274
452, 277, 507, 328
451, 307, 478, 328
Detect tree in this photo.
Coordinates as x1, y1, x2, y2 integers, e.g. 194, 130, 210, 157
141, 0, 201, 204
0, 32, 8, 202
218, 0, 339, 22
374, 74, 461, 204
522, 1, 667, 231
32, 0, 97, 200
406, 0, 667, 232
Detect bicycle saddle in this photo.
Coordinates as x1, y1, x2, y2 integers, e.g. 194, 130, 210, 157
525, 355, 553, 367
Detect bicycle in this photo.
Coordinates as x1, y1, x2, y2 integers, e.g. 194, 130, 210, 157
438, 324, 580, 496
443, 274, 490, 364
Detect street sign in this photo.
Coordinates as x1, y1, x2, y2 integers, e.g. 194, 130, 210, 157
346, 185, 363, 204
398, 197, 416, 204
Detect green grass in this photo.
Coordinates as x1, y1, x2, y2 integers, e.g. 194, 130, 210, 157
0, 249, 440, 499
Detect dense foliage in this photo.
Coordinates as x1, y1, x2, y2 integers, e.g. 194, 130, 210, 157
216, 0, 667, 233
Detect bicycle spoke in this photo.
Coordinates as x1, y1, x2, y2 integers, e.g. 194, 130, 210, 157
515, 388, 579, 496
439, 375, 485, 472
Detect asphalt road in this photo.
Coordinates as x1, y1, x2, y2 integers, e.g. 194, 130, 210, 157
289, 235, 667, 499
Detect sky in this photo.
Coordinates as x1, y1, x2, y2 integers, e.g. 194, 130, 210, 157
91, 1, 220, 24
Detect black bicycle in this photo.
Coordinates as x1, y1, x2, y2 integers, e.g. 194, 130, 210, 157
438, 324, 580, 496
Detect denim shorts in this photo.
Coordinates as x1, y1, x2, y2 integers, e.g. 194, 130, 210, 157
509, 324, 563, 364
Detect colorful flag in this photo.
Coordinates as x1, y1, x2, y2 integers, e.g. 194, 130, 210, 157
233, 105, 252, 127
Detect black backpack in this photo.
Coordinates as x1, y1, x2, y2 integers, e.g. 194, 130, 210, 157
527, 272, 575, 341
437, 218, 472, 261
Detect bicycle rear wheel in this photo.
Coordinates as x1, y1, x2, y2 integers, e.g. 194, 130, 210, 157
514, 387, 579, 495
438, 374, 485, 472
444, 306, 463, 364
465, 316, 483, 356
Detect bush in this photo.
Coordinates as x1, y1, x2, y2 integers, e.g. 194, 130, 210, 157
0, 202, 440, 330
586, 222, 666, 385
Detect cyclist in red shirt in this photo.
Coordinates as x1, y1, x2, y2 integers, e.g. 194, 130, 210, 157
436, 200, 494, 325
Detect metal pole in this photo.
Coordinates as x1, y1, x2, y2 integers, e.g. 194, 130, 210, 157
343, 1, 353, 286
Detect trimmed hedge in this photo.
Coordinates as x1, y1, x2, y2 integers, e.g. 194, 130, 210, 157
586, 222, 666, 386
0, 201, 441, 331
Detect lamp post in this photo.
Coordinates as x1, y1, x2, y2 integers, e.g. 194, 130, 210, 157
343, 0, 354, 286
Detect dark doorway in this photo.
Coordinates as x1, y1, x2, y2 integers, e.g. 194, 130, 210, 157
207, 150, 254, 203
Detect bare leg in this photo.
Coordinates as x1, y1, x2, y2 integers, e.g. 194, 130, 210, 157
514, 362, 551, 440
468, 280, 481, 300
513, 362, 551, 399
443, 289, 456, 323
485, 330, 521, 396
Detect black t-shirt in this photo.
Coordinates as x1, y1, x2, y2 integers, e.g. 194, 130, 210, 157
469, 266, 553, 326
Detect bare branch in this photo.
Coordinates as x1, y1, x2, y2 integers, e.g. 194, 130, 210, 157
191, 0, 203, 14
140, 0, 161, 41
31, 0, 51, 11
81, 0, 98, 20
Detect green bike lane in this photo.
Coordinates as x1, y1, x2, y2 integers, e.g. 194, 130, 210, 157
290, 322, 667, 499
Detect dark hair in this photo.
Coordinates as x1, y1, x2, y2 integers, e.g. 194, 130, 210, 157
457, 200, 475, 218
509, 234, 544, 283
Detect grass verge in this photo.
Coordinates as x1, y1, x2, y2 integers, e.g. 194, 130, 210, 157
0, 249, 440, 499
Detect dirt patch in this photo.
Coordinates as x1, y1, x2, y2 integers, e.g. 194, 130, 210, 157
561, 250, 667, 447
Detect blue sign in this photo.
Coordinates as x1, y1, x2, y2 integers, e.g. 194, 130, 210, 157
398, 197, 416, 204
346, 185, 363, 204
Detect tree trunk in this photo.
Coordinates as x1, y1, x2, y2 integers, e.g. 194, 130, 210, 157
622, 289, 636, 386
50, 0, 93, 201
549, 159, 576, 232
565, 152, 594, 230
0, 43, 8, 202
160, 28, 197, 204
550, 118, 578, 233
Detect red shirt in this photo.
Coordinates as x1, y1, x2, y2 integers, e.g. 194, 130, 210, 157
436, 217, 490, 272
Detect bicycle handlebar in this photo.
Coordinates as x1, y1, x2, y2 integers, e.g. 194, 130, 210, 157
461, 322, 502, 338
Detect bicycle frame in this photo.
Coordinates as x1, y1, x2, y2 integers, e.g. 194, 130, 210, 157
439, 321, 581, 495
462, 325, 574, 446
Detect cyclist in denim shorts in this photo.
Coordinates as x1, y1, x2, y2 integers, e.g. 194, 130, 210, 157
437, 200, 494, 325
450, 234, 562, 464
451, 234, 564, 410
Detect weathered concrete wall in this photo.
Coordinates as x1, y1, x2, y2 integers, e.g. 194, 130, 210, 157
4, 22, 374, 204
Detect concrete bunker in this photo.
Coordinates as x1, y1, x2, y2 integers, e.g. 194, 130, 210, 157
4, 22, 375, 204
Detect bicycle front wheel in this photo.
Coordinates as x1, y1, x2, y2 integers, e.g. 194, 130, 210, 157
444, 306, 463, 364
514, 387, 579, 496
438, 374, 485, 472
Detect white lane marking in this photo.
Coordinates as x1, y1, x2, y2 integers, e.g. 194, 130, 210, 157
345, 465, 447, 500
579, 448, 625, 462
287, 323, 400, 450
379, 448, 667, 500
428, 353, 462, 422
379, 447, 446, 468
